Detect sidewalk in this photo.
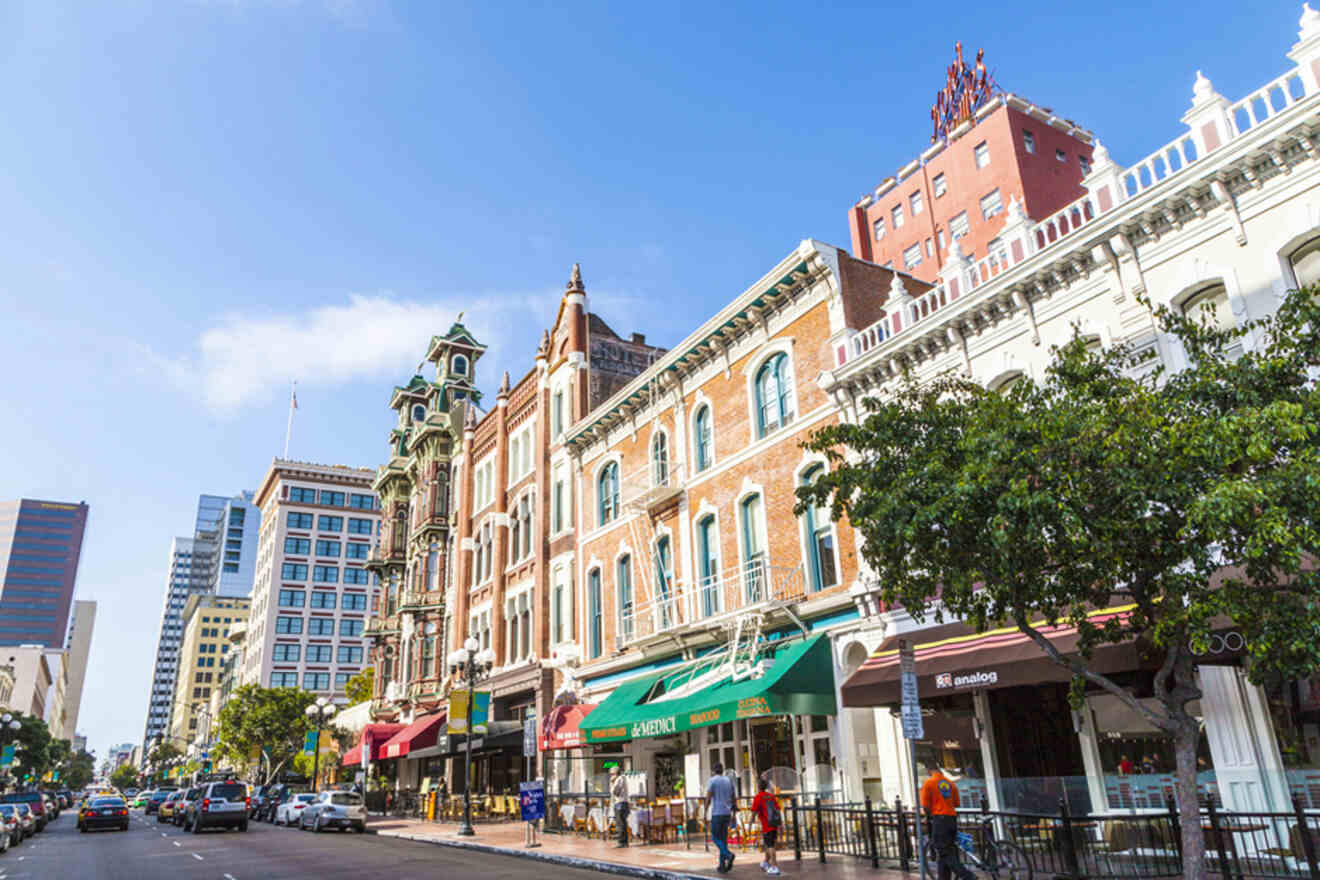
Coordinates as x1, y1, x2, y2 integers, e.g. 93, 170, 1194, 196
366, 817, 916, 880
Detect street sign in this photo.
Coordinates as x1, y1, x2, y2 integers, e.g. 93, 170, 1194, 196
523, 717, 535, 753
899, 639, 924, 740
519, 780, 546, 822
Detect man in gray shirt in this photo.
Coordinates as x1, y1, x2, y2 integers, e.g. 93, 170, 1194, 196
705, 763, 735, 873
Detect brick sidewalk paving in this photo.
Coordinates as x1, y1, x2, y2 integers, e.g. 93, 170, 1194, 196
366, 817, 916, 880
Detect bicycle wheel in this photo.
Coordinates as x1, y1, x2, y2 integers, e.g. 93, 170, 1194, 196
988, 840, 1033, 880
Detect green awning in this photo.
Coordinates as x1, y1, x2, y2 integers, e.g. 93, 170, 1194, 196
580, 634, 837, 743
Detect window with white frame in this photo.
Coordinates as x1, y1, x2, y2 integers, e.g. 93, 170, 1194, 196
933, 173, 947, 198
1180, 284, 1235, 334
1290, 237, 1320, 291
551, 390, 565, 438
800, 465, 839, 593
739, 494, 767, 603
910, 191, 923, 216
903, 243, 923, 270
693, 405, 713, 472
1079, 154, 1092, 175
469, 608, 491, 652
651, 431, 669, 486
980, 188, 1003, 221
598, 462, 620, 525
551, 565, 569, 644
753, 353, 794, 438
587, 568, 603, 658
891, 205, 904, 229
872, 217, 885, 240
617, 555, 634, 644
1022, 130, 1036, 153
974, 141, 990, 168
509, 422, 535, 483
552, 464, 570, 533
1056, 148, 1068, 163
950, 211, 970, 240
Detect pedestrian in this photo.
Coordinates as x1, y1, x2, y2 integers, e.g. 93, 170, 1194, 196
921, 766, 974, 880
610, 766, 630, 847
705, 763, 735, 873
1118, 754, 1133, 775
751, 777, 781, 875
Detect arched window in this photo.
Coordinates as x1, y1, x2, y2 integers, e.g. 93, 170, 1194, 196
1180, 284, 1234, 333
1290, 236, 1320, 290
694, 405, 712, 472
518, 495, 533, 560
801, 466, 839, 593
587, 568, 603, 658
451, 355, 468, 376
651, 432, 669, 486
598, 462, 620, 525
412, 404, 426, 424
696, 515, 720, 617
754, 353, 794, 437
617, 555, 634, 644
740, 494, 766, 601
509, 511, 521, 566
392, 509, 406, 553
654, 535, 674, 628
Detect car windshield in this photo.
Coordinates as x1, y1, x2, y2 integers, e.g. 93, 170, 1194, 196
91, 798, 125, 807
294, 794, 317, 803
330, 793, 362, 805
0, 805, 13, 815
210, 784, 246, 800
15, 805, 29, 815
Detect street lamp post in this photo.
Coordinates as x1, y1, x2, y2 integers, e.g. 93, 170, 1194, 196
1, 715, 22, 793
448, 637, 494, 838
305, 697, 337, 794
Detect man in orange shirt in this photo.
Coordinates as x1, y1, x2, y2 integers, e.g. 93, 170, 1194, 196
920, 766, 974, 880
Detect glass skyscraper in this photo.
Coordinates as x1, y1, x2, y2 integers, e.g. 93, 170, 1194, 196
0, 499, 90, 647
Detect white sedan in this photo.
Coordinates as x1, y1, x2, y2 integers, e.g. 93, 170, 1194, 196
275, 794, 318, 826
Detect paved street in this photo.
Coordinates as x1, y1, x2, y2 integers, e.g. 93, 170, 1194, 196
6, 809, 620, 880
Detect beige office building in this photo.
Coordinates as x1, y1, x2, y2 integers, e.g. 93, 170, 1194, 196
244, 460, 379, 701
168, 594, 250, 744
57, 600, 96, 740
4, 646, 52, 719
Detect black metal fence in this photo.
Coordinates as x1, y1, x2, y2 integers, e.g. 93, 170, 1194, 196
780, 794, 1320, 880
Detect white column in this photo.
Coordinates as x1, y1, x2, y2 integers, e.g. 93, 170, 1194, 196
974, 690, 1004, 812
1076, 702, 1110, 814
1180, 71, 1235, 158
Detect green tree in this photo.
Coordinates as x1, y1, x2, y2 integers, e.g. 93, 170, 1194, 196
109, 763, 139, 791
799, 287, 1320, 880
213, 684, 316, 783
3, 712, 53, 784
146, 741, 183, 784
62, 750, 95, 791
344, 667, 373, 705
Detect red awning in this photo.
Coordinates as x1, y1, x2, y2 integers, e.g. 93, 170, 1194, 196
360, 723, 406, 764
381, 712, 447, 759
340, 745, 362, 766
539, 703, 597, 750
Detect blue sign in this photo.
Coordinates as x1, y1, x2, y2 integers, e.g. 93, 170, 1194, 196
519, 780, 545, 822
0, 745, 12, 766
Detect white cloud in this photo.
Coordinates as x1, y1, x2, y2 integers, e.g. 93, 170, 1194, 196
186, 293, 475, 411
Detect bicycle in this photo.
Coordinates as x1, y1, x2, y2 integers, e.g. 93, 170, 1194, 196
925, 815, 1033, 880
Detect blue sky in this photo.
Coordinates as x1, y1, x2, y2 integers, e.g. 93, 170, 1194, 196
0, 0, 1300, 760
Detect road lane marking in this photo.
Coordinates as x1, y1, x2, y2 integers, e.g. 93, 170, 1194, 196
173, 841, 181, 847
224, 874, 237, 880
190, 853, 203, 861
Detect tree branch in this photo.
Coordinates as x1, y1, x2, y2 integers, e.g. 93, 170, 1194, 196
1013, 613, 1175, 732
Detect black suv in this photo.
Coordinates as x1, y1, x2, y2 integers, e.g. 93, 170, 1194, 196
145, 788, 176, 815
184, 781, 248, 833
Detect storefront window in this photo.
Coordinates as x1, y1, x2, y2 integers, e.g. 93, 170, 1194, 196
909, 694, 988, 809
991, 683, 1091, 813
1264, 675, 1320, 807
1090, 692, 1216, 810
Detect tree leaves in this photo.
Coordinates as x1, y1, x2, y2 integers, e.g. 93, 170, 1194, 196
213, 684, 317, 777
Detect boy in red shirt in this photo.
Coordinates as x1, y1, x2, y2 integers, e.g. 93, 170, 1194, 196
751, 777, 781, 875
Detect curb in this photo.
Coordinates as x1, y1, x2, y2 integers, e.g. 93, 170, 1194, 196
368, 827, 718, 880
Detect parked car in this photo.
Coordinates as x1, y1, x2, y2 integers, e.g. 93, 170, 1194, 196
12, 805, 36, 840
275, 793, 317, 826
173, 788, 201, 826
157, 791, 182, 824
146, 788, 176, 815
261, 785, 295, 822
78, 796, 130, 833
0, 804, 23, 846
0, 794, 46, 832
248, 784, 272, 819
123, 788, 138, 799
43, 792, 60, 819
57, 790, 73, 809
183, 781, 248, 833
299, 791, 366, 833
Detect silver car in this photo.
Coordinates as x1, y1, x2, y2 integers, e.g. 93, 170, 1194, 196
299, 791, 366, 833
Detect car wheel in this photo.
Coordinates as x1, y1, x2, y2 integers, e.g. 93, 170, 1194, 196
120, 824, 128, 832
240, 822, 248, 832
192, 818, 202, 834
78, 824, 85, 833
314, 816, 324, 833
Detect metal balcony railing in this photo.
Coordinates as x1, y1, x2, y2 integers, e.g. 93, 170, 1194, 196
616, 559, 805, 647
620, 460, 686, 513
